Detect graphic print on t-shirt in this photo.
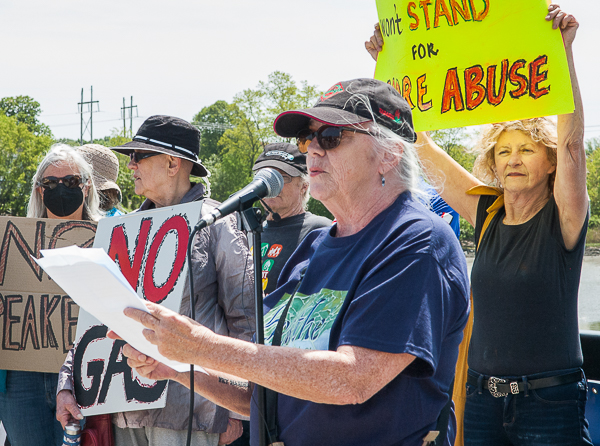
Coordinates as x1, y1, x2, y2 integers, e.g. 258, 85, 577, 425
263, 289, 346, 350
261, 242, 284, 292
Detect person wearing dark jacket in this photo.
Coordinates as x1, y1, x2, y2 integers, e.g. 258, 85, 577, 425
56, 116, 254, 446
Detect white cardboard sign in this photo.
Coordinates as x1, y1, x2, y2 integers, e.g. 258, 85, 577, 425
72, 201, 203, 415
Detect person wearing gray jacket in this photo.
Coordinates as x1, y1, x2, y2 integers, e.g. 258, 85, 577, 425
56, 116, 255, 446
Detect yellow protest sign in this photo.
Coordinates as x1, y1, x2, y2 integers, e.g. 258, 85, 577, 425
374, 0, 574, 132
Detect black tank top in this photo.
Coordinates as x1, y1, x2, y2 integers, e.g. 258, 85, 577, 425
470, 195, 588, 375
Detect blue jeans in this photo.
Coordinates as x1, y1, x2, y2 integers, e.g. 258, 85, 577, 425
464, 368, 593, 446
0, 371, 63, 446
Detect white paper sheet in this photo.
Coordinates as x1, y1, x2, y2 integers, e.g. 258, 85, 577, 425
34, 245, 199, 373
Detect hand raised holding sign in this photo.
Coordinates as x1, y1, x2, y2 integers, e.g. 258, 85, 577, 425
365, 23, 383, 61
370, 4, 578, 62
547, 3, 578, 47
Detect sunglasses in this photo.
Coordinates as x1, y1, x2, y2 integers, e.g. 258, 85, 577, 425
296, 125, 371, 153
129, 151, 162, 163
38, 175, 83, 190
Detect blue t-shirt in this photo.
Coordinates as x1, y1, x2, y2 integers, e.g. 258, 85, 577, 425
105, 207, 124, 217
420, 179, 460, 239
251, 192, 470, 446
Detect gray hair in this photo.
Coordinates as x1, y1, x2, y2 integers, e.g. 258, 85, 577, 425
27, 144, 102, 221
333, 92, 427, 203
299, 173, 310, 210
367, 123, 428, 204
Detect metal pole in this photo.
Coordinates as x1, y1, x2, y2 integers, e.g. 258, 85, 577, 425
90, 86, 93, 143
123, 97, 126, 137
250, 229, 268, 446
80, 88, 83, 145
130, 96, 134, 135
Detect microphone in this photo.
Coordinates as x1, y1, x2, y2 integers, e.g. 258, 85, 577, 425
196, 168, 284, 230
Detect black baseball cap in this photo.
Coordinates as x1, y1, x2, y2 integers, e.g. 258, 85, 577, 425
273, 78, 416, 143
252, 142, 306, 177
112, 115, 209, 177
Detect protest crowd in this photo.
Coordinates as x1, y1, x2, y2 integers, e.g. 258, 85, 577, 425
0, 3, 595, 446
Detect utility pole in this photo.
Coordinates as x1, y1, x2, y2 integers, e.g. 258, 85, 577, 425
78, 86, 99, 145
121, 96, 138, 137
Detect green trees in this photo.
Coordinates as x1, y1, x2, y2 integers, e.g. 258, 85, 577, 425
0, 96, 52, 137
201, 72, 321, 204
586, 138, 600, 232
192, 100, 239, 159
0, 113, 53, 216
429, 128, 477, 242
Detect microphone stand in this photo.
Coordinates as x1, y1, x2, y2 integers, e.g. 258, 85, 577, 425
187, 192, 268, 446
236, 197, 268, 446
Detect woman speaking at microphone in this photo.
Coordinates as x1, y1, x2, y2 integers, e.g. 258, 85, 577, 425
111, 79, 470, 446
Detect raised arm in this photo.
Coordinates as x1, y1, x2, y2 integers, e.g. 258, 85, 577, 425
364, 21, 482, 225
416, 132, 483, 226
548, 5, 588, 249
365, 23, 383, 61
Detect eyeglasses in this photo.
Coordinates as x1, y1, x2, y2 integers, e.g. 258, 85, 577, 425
296, 125, 371, 153
38, 175, 83, 190
129, 151, 162, 163
255, 171, 293, 184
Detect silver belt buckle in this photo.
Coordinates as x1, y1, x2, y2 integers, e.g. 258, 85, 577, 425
488, 376, 508, 398
510, 381, 519, 394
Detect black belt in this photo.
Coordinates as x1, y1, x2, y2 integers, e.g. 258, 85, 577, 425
467, 370, 583, 398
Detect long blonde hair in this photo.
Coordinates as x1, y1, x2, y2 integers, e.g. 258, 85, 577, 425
472, 118, 558, 189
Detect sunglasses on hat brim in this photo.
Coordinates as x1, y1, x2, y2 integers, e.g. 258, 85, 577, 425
38, 175, 83, 190
295, 125, 371, 153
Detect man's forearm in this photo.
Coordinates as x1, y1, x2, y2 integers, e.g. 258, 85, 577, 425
173, 368, 252, 416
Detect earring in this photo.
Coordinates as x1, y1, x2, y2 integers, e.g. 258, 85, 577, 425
381, 174, 385, 187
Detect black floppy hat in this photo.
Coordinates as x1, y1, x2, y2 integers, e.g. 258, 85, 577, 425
252, 143, 306, 177
112, 115, 209, 177
273, 78, 416, 143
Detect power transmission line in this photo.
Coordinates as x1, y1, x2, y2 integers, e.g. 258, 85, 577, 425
121, 96, 138, 137
78, 87, 99, 144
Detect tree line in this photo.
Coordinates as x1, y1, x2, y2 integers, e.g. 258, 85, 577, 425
1, 73, 600, 245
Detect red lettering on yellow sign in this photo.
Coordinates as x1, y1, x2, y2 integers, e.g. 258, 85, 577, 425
410, 0, 487, 30
440, 55, 550, 113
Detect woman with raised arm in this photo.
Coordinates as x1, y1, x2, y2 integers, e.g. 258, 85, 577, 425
367, 4, 591, 445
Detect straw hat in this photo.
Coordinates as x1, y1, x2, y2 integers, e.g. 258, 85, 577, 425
77, 144, 122, 196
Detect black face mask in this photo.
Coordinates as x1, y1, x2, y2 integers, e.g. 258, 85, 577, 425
43, 183, 84, 217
